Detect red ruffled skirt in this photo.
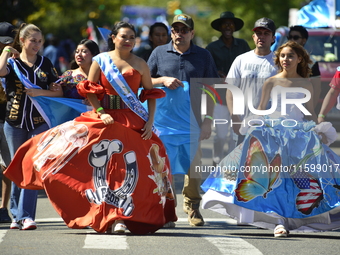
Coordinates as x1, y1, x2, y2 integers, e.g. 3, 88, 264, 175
5, 109, 177, 234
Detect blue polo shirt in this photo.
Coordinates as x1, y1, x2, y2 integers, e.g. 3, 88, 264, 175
148, 41, 219, 82
148, 41, 219, 125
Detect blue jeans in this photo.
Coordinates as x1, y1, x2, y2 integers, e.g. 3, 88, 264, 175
4, 122, 49, 221
0, 122, 11, 167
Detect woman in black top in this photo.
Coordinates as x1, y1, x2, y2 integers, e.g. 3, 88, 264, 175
0, 23, 62, 230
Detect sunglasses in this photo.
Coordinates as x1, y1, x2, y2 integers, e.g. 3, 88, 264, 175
220, 22, 235, 29
171, 27, 191, 34
287, 35, 303, 40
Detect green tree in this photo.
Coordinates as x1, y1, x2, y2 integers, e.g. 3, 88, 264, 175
1, 0, 308, 48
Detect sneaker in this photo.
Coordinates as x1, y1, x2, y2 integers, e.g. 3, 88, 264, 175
0, 208, 12, 223
113, 222, 126, 234
21, 218, 37, 230
163, 221, 176, 228
10, 221, 20, 229
187, 203, 205, 226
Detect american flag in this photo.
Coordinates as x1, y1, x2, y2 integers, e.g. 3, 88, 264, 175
292, 170, 323, 215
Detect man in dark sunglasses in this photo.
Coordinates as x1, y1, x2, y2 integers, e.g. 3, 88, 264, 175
147, 14, 219, 228
288, 25, 321, 110
287, 25, 308, 46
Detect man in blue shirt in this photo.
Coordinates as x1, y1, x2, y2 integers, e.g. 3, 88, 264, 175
148, 14, 219, 227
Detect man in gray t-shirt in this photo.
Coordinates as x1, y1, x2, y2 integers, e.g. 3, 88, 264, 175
226, 17, 278, 145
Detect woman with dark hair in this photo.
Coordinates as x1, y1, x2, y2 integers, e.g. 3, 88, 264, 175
55, 39, 100, 99
5, 21, 177, 235
202, 41, 340, 237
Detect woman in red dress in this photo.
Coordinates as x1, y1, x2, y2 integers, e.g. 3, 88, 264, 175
5, 21, 177, 235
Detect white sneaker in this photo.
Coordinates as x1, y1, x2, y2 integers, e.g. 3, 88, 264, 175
163, 221, 176, 228
113, 222, 126, 233
21, 218, 37, 230
10, 221, 20, 229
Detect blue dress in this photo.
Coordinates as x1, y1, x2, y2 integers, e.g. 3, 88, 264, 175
202, 89, 340, 232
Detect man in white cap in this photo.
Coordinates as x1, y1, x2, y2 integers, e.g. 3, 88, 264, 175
0, 21, 15, 224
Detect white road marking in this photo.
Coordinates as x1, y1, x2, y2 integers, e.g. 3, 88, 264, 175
177, 217, 237, 224
35, 217, 257, 252
83, 231, 128, 250
36, 217, 63, 222
204, 236, 263, 255
0, 230, 6, 244
35, 217, 236, 224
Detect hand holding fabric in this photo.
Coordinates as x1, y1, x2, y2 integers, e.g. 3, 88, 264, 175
141, 120, 153, 140
99, 113, 114, 125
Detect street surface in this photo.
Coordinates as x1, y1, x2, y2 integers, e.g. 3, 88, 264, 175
0, 129, 340, 255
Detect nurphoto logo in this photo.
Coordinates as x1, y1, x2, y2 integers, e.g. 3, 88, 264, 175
201, 84, 311, 128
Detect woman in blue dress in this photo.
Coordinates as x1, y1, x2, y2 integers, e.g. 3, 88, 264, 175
202, 41, 340, 237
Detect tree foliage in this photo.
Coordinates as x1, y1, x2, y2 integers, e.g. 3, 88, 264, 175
1, 0, 308, 47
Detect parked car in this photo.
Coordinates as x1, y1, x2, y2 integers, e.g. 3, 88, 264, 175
272, 26, 340, 127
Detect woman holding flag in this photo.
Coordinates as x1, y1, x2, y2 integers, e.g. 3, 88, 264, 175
4, 21, 177, 235
0, 23, 62, 230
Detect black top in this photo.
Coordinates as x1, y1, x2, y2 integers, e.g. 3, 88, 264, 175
4, 55, 58, 131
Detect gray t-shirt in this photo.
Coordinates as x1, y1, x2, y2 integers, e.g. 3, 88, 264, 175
226, 50, 277, 120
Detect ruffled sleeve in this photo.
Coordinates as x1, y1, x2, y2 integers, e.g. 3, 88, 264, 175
76, 80, 106, 100
139, 88, 166, 103
313, 122, 338, 146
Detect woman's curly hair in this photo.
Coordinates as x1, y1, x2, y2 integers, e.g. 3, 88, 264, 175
274, 40, 313, 78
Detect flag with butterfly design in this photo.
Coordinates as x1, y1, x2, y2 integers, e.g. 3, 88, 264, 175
202, 118, 340, 220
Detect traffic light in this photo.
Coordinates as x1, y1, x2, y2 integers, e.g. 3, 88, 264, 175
167, 1, 181, 15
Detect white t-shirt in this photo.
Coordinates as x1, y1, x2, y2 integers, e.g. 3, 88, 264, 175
226, 50, 277, 120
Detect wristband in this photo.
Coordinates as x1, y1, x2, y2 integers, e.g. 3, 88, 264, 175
205, 115, 213, 120
96, 107, 104, 113
4, 48, 10, 53
318, 114, 325, 118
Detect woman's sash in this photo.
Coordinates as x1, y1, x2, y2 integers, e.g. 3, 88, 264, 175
7, 58, 89, 128
94, 53, 150, 122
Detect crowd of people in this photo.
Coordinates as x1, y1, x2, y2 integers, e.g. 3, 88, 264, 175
0, 11, 340, 238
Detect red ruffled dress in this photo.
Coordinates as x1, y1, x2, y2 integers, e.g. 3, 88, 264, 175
5, 69, 177, 234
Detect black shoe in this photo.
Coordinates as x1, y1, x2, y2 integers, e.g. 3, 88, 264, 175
0, 208, 12, 223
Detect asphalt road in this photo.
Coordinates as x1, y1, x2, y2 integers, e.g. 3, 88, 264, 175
0, 130, 340, 255
0, 186, 339, 255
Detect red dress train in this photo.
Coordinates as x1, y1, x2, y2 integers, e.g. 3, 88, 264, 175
5, 69, 177, 234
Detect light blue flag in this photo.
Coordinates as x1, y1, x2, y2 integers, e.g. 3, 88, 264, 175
7, 58, 90, 128
97, 27, 111, 43
32, 96, 90, 127
297, 0, 331, 28
140, 82, 201, 175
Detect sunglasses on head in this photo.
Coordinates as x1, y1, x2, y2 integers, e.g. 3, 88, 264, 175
171, 27, 191, 34
287, 35, 302, 40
